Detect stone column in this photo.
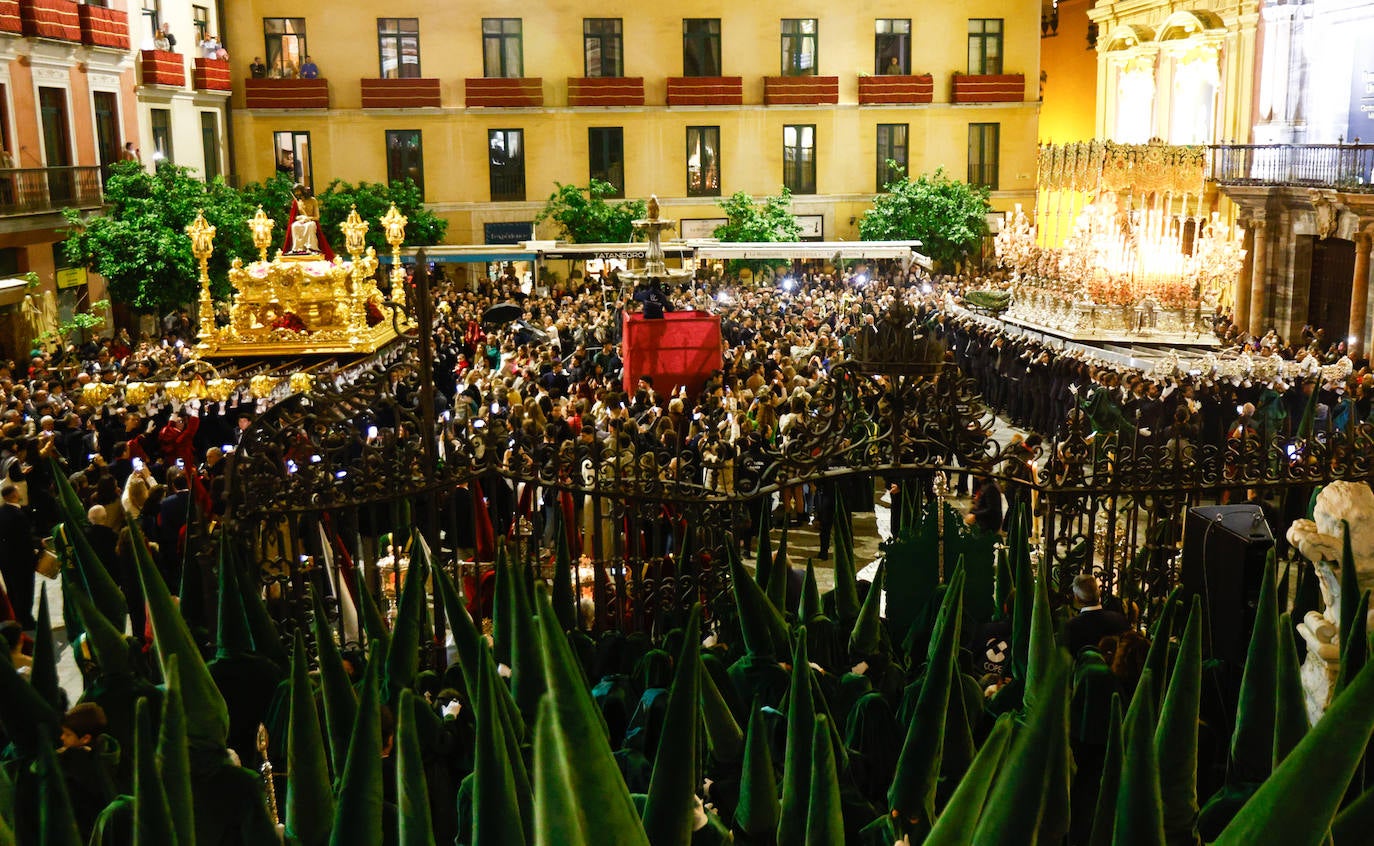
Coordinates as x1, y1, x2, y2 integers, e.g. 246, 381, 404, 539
1247, 218, 1269, 337
1349, 230, 1372, 354
1234, 220, 1255, 331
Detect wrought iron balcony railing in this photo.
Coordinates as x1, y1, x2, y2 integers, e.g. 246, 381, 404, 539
1208, 143, 1374, 192
0, 166, 104, 216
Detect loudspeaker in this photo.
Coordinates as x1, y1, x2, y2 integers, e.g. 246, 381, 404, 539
1181, 504, 1274, 666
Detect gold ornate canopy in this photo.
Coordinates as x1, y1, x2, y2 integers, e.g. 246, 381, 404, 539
1037, 139, 1207, 196
189, 204, 414, 357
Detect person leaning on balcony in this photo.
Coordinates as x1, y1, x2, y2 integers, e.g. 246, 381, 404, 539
249, 56, 267, 78
153, 30, 170, 52
159, 22, 176, 51
200, 34, 217, 60
120, 142, 139, 163
300, 56, 319, 79
884, 56, 902, 74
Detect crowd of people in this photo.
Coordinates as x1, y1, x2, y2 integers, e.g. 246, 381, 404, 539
1, 257, 1372, 843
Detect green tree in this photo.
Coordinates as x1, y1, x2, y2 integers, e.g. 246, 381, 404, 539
62, 160, 256, 311
535, 180, 646, 243
859, 166, 991, 271
315, 178, 448, 255
713, 188, 801, 243
711, 188, 800, 277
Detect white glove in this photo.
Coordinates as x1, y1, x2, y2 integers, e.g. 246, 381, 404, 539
441, 700, 463, 719
1139, 428, 1151, 437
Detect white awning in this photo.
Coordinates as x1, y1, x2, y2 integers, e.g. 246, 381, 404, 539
0, 276, 31, 307
686, 240, 930, 269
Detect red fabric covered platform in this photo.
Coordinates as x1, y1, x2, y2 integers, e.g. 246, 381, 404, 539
621, 310, 722, 399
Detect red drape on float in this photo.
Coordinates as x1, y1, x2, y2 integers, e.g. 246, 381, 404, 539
621, 310, 723, 399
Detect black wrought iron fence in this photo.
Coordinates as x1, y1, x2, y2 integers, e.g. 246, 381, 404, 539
0, 166, 104, 215
1208, 143, 1374, 191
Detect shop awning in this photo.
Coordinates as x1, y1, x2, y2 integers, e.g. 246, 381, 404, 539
687, 240, 928, 266
390, 246, 538, 264
0, 276, 32, 307
539, 242, 694, 260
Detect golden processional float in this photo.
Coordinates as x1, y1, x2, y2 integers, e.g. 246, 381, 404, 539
186, 200, 413, 358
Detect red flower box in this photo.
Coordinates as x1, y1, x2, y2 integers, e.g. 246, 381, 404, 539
244, 78, 330, 109
21, 0, 80, 42
858, 74, 935, 105
952, 73, 1025, 104
567, 76, 645, 107
140, 49, 185, 88
666, 76, 742, 106
465, 78, 542, 108
764, 76, 839, 106
77, 3, 127, 49
0, 1, 25, 35
361, 77, 441, 109
192, 58, 231, 92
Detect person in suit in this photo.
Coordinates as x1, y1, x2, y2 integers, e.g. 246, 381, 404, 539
1065, 574, 1130, 656
157, 469, 191, 582
0, 483, 39, 628
965, 476, 1003, 534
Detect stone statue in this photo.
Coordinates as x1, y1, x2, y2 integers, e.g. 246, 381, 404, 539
1287, 481, 1374, 722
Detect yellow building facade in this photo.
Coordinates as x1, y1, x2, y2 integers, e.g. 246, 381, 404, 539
222, 1, 1041, 245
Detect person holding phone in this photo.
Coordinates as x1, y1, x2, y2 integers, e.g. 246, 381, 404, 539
158, 401, 200, 470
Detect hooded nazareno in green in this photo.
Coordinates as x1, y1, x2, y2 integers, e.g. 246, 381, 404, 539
533, 585, 649, 846
924, 713, 1014, 846
286, 632, 333, 846
1087, 695, 1124, 846
777, 630, 816, 845
888, 567, 964, 830
158, 657, 194, 846
1274, 612, 1309, 768
129, 518, 229, 751
848, 563, 885, 658
133, 697, 177, 846
1154, 597, 1202, 846
472, 642, 529, 846
396, 689, 435, 846
309, 582, 357, 778
30, 587, 62, 712
734, 702, 779, 840
328, 643, 384, 846
805, 715, 843, 846
1114, 669, 1166, 846
641, 605, 702, 846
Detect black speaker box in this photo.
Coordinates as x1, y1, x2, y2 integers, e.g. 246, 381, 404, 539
1181, 504, 1275, 665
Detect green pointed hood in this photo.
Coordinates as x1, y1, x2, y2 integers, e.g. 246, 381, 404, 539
754, 514, 773, 593
286, 632, 334, 846
727, 543, 789, 659
1336, 590, 1369, 697
531, 697, 594, 846
777, 629, 815, 845
1140, 588, 1181, 712
355, 575, 391, 655
642, 604, 702, 846
508, 549, 546, 724
1338, 521, 1363, 692
800, 559, 823, 622
158, 657, 194, 846
1023, 564, 1055, 709
130, 517, 229, 750
396, 689, 435, 846
0, 814, 13, 846
993, 545, 1013, 621
1296, 378, 1320, 439
551, 517, 577, 631
1113, 670, 1166, 846
1029, 568, 1071, 845
309, 581, 357, 778
848, 562, 885, 657
214, 554, 255, 659
232, 541, 288, 668
1008, 507, 1033, 681
925, 713, 1015, 846
1087, 695, 1125, 846
735, 703, 780, 837
969, 645, 1071, 845
473, 633, 529, 846
804, 715, 843, 846
533, 584, 649, 846
433, 560, 482, 696
1154, 597, 1202, 846
1229, 556, 1278, 784
328, 643, 384, 846
1274, 612, 1309, 768
766, 521, 789, 612
831, 493, 860, 625
888, 567, 964, 827
699, 661, 743, 766
30, 587, 62, 712
68, 582, 131, 677
492, 543, 514, 667
134, 697, 177, 846
35, 726, 83, 846
1332, 785, 1374, 845
49, 456, 127, 631
1214, 652, 1374, 845
177, 535, 207, 637
385, 537, 428, 704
